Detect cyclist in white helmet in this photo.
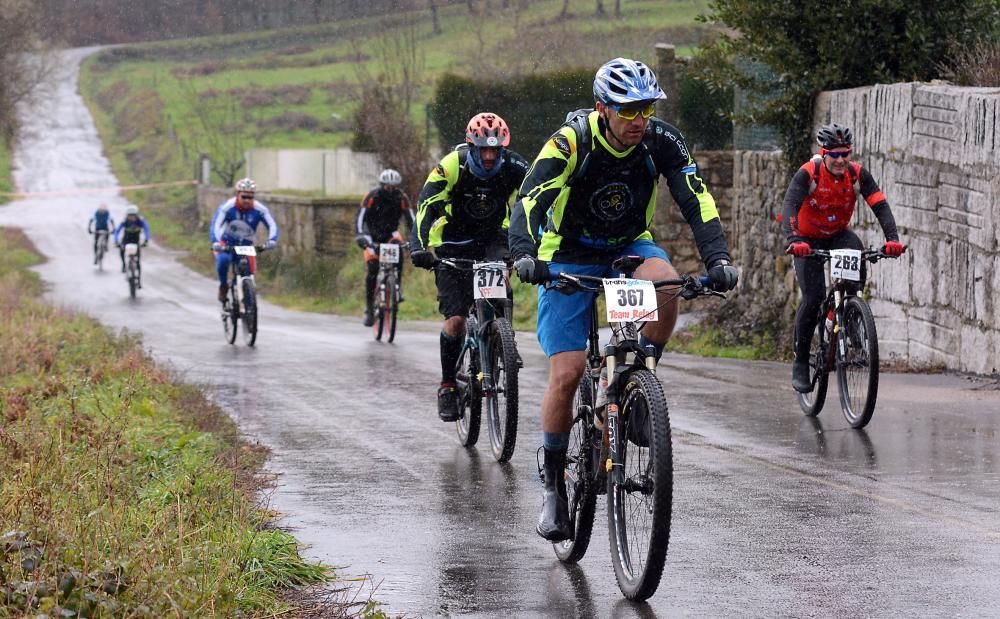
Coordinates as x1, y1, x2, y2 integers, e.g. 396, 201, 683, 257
113, 205, 151, 280
355, 168, 414, 326
210, 177, 278, 304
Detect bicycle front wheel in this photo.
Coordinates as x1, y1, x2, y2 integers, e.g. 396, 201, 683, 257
485, 318, 519, 462
837, 296, 879, 428
455, 317, 481, 447
554, 370, 598, 563
798, 318, 831, 417
386, 276, 398, 343
608, 368, 672, 602
242, 279, 258, 347
127, 260, 137, 298
373, 278, 386, 341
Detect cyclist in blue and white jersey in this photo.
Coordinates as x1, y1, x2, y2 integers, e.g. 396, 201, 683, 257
210, 177, 278, 304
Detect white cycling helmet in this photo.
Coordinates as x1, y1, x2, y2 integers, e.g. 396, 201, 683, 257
378, 169, 402, 186
125, 206, 139, 216
234, 177, 257, 193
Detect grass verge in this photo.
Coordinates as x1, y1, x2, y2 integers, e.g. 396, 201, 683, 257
0, 227, 387, 616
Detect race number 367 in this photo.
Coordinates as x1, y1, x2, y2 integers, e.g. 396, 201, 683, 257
602, 278, 658, 322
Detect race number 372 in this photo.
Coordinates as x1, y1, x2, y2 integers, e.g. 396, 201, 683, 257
602, 278, 658, 322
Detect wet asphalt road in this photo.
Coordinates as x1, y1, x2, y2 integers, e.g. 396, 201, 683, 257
3, 49, 1000, 617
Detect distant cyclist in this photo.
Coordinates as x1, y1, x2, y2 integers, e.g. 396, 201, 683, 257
210, 177, 278, 304
410, 112, 529, 422
356, 168, 415, 326
87, 204, 115, 263
782, 123, 903, 393
113, 205, 151, 283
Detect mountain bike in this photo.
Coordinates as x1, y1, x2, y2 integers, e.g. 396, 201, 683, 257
370, 241, 407, 343
93, 230, 109, 270
120, 242, 144, 298
796, 246, 904, 429
435, 257, 520, 462
549, 255, 722, 601
220, 244, 268, 347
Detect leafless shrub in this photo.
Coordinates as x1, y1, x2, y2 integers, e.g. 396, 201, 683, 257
261, 111, 322, 132
273, 84, 312, 105
240, 91, 277, 108
939, 39, 1000, 87
0, 0, 57, 142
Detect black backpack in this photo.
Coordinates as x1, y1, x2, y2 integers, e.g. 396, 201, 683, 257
562, 109, 657, 186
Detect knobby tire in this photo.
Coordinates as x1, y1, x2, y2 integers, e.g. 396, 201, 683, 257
798, 315, 831, 417
242, 278, 258, 347
455, 316, 481, 447
608, 368, 672, 602
837, 296, 879, 428
486, 318, 519, 463
554, 370, 599, 564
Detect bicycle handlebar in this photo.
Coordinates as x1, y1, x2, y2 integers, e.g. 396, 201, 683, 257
434, 257, 513, 271
803, 246, 906, 262
553, 272, 721, 300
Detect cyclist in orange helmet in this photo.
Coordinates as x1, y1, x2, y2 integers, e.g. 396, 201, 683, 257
410, 112, 529, 423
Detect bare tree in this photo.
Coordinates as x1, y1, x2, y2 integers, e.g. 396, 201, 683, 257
595, 0, 606, 15
429, 0, 442, 34
0, 0, 56, 143
178, 79, 262, 187
559, 0, 571, 19
614, 0, 621, 17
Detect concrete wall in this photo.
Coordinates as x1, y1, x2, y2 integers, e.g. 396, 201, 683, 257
728, 84, 1000, 374
245, 148, 380, 197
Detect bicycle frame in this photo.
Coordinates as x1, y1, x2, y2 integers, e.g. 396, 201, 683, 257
811, 249, 876, 375
556, 263, 715, 484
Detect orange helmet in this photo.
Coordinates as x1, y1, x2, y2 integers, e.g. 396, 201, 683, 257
465, 113, 510, 148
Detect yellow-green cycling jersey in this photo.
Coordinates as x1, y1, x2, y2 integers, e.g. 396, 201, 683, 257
412, 145, 529, 251
509, 110, 730, 266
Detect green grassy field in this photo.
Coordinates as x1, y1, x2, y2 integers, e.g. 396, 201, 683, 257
0, 227, 395, 617
78, 0, 711, 321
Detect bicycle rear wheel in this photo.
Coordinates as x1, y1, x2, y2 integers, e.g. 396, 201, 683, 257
485, 318, 519, 462
798, 317, 831, 417
455, 317, 481, 447
608, 368, 672, 602
242, 279, 258, 347
837, 296, 879, 428
554, 370, 598, 563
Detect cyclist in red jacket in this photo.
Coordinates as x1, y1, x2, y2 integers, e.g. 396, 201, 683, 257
781, 123, 904, 393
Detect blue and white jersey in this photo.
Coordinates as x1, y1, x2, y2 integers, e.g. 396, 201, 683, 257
210, 198, 279, 246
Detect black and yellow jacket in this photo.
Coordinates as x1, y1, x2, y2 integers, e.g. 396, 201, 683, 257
412, 145, 529, 252
509, 110, 730, 266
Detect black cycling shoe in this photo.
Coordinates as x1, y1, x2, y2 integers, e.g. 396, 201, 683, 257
437, 384, 460, 422
536, 447, 571, 541
217, 285, 228, 304
362, 311, 374, 327
792, 360, 813, 393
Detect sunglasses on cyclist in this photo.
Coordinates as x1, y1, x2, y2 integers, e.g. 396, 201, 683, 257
238, 193, 255, 201
610, 102, 656, 121
823, 149, 852, 159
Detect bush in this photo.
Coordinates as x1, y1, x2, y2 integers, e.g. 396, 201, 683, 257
430, 69, 594, 158
698, 0, 1000, 166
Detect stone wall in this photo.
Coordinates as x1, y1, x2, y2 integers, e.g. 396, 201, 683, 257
654, 150, 734, 277
198, 186, 359, 258
728, 83, 1000, 374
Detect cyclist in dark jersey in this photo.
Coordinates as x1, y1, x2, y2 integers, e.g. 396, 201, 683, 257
781, 123, 903, 393
509, 58, 738, 541
410, 112, 529, 423
113, 205, 151, 283
87, 204, 115, 262
356, 168, 415, 326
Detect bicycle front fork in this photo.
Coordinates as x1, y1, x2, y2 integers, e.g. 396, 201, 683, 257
604, 345, 625, 485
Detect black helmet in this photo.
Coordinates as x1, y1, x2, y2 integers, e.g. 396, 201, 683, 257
817, 123, 853, 149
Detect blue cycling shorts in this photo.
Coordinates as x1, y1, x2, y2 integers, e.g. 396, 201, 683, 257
536, 240, 670, 356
